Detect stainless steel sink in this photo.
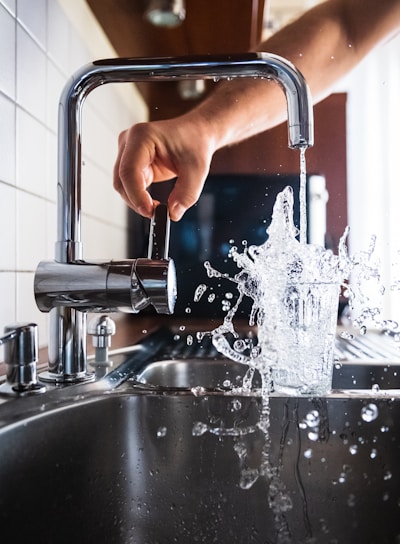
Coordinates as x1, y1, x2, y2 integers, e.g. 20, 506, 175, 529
1, 328, 400, 543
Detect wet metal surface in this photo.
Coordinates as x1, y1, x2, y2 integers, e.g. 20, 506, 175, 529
0, 328, 400, 543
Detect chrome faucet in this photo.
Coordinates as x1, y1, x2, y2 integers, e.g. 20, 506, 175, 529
33, 52, 313, 384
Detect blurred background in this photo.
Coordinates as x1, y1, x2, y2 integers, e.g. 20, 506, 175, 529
0, 0, 399, 352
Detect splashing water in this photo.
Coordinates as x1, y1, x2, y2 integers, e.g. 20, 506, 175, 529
201, 178, 387, 396
205, 184, 348, 396
191, 157, 390, 541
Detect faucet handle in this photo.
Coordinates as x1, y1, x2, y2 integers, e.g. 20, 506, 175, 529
0, 323, 45, 394
34, 205, 177, 316
148, 203, 170, 260
0, 323, 38, 366
134, 203, 176, 315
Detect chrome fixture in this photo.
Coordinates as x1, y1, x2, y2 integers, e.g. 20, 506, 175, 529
144, 0, 186, 28
34, 52, 313, 384
88, 315, 116, 379
35, 201, 176, 383
0, 323, 45, 395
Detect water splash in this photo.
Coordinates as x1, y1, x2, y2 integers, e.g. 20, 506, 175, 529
191, 174, 393, 541
200, 183, 388, 395
361, 403, 379, 422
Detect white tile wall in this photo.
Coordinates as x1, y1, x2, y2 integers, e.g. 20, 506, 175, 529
0, 3, 16, 100
0, 0, 148, 356
0, 93, 16, 184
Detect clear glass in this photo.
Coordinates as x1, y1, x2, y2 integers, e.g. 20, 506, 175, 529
258, 281, 339, 396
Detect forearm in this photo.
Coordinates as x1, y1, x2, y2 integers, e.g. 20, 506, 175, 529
114, 0, 400, 221
184, 0, 400, 149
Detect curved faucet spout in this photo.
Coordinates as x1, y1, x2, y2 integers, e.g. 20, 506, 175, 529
58, 52, 313, 260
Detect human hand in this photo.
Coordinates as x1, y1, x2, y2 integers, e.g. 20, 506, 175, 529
113, 117, 215, 221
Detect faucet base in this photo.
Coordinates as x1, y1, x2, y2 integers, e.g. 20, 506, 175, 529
38, 370, 95, 385
0, 381, 46, 396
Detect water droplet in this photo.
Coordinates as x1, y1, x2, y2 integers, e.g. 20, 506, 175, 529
304, 448, 313, 459
185, 307, 192, 314
186, 334, 193, 346
179, 325, 186, 331
240, 468, 259, 490
231, 399, 242, 411
250, 346, 261, 358
384, 470, 392, 481
381, 425, 389, 433
156, 426, 167, 438
361, 403, 378, 422
194, 283, 207, 302
371, 384, 380, 393
191, 386, 206, 397
349, 445, 358, 455
370, 448, 378, 459
192, 421, 208, 436
347, 494, 356, 507
233, 339, 246, 352
341, 330, 354, 340
305, 410, 320, 427
234, 441, 247, 459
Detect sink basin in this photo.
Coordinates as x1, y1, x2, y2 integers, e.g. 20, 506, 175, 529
1, 328, 400, 543
0, 383, 400, 542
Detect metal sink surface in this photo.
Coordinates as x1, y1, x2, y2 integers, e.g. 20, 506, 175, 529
1, 328, 400, 544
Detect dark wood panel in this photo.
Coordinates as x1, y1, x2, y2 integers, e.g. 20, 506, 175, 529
86, 0, 265, 118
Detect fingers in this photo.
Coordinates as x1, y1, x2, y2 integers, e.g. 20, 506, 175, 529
168, 160, 209, 221
113, 121, 213, 221
113, 126, 155, 218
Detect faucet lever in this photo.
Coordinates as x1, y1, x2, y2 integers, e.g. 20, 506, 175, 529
0, 323, 45, 395
135, 205, 177, 315
148, 204, 171, 260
